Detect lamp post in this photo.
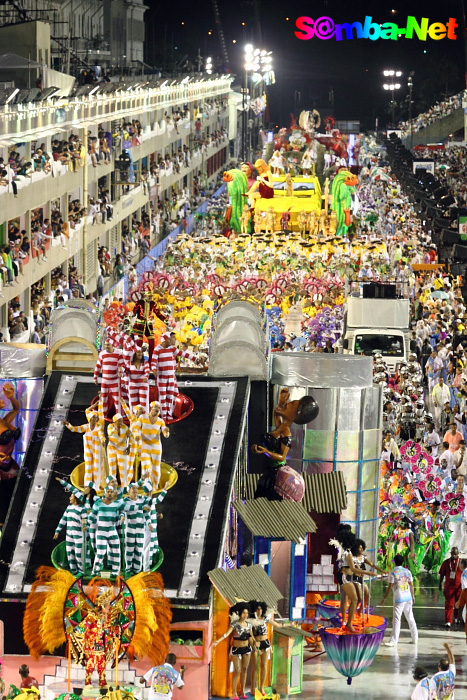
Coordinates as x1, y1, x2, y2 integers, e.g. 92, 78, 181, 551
407, 75, 414, 148
383, 69, 402, 127
243, 45, 273, 161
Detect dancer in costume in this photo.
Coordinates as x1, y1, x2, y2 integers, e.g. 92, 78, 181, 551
332, 526, 369, 633
138, 401, 170, 488
249, 601, 282, 697
151, 331, 198, 422
56, 477, 97, 570
126, 343, 150, 411
53, 490, 86, 575
122, 480, 153, 574
147, 483, 170, 568
88, 487, 126, 576
107, 413, 135, 487
213, 603, 255, 700
94, 339, 123, 415
63, 397, 105, 490
351, 538, 387, 610
121, 399, 145, 461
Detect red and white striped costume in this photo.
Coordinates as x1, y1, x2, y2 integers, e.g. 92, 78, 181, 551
126, 358, 150, 412
105, 329, 137, 402
151, 342, 196, 421
94, 349, 123, 414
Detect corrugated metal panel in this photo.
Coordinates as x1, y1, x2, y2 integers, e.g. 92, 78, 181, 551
86, 241, 95, 283
245, 472, 347, 514
303, 472, 347, 514
207, 564, 282, 608
233, 498, 317, 543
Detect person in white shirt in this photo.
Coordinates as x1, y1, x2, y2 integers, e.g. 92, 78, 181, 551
432, 643, 455, 700
454, 442, 467, 476
139, 654, 185, 700
439, 443, 455, 471
424, 423, 440, 458
432, 378, 451, 430
381, 554, 418, 646
411, 666, 437, 700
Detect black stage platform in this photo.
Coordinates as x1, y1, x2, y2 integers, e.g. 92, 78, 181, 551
0, 373, 249, 621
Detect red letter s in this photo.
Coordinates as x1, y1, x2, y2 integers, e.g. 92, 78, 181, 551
295, 16, 314, 40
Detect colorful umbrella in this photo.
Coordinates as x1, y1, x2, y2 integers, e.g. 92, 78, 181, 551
319, 625, 386, 685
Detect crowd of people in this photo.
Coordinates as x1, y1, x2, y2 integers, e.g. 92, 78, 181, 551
399, 90, 466, 137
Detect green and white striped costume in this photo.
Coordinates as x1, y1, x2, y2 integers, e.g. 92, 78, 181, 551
123, 495, 152, 574
88, 498, 126, 576
148, 490, 167, 566
54, 502, 86, 575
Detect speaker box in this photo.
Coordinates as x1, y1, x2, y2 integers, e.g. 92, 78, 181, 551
442, 230, 461, 245
453, 244, 467, 260
451, 263, 467, 277
362, 283, 397, 299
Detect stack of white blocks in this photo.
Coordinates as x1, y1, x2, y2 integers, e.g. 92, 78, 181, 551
306, 554, 337, 592
42, 658, 140, 700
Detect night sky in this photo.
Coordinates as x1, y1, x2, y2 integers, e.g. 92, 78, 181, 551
145, 0, 466, 129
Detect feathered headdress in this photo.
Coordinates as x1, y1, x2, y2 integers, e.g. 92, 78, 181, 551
23, 566, 75, 659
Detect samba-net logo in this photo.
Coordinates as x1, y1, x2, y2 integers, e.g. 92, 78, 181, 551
294, 15, 458, 41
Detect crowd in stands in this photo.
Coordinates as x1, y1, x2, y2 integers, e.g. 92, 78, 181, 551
398, 90, 467, 137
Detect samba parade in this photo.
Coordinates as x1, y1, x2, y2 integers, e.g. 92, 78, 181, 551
1, 6, 467, 699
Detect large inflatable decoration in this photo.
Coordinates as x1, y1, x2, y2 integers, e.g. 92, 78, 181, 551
331, 170, 358, 236
223, 169, 248, 233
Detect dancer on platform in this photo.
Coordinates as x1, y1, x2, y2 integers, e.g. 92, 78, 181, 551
125, 342, 150, 411
138, 401, 170, 488
121, 399, 145, 461
213, 603, 255, 700
89, 487, 126, 576
332, 525, 369, 632
94, 338, 123, 415
151, 331, 198, 422
107, 413, 135, 487
63, 397, 105, 490
249, 601, 282, 697
53, 490, 86, 575
147, 482, 170, 568
122, 480, 153, 574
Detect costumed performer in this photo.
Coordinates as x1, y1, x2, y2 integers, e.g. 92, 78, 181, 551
147, 482, 170, 568
121, 399, 145, 463
151, 331, 198, 422
63, 397, 105, 490
88, 486, 126, 577
122, 480, 153, 574
252, 388, 318, 501
138, 401, 170, 488
248, 601, 282, 697
94, 339, 123, 415
125, 342, 150, 412
332, 525, 370, 633
107, 412, 135, 487
351, 538, 387, 610
53, 490, 87, 576
248, 159, 274, 207
0, 383, 21, 482
213, 602, 255, 700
